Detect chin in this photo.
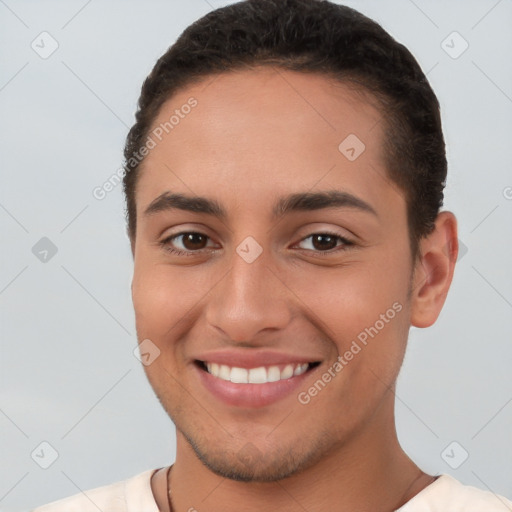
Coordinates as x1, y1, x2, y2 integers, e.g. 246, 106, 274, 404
179, 424, 332, 483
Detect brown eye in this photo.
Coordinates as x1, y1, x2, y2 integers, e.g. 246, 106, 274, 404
296, 232, 354, 254
160, 232, 215, 256
310, 234, 339, 251
180, 233, 208, 250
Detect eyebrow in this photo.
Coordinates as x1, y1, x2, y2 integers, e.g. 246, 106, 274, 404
143, 190, 378, 220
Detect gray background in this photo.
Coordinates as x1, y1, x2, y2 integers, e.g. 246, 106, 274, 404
1, 1, 511, 510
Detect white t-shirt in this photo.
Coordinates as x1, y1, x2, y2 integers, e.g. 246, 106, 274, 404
31, 468, 512, 512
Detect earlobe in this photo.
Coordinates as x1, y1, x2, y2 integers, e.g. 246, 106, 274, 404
410, 211, 458, 328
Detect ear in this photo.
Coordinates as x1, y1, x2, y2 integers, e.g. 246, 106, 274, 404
410, 211, 458, 328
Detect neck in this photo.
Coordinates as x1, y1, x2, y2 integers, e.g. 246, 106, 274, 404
163, 397, 433, 512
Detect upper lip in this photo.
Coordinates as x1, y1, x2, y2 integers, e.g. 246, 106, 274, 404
194, 349, 322, 369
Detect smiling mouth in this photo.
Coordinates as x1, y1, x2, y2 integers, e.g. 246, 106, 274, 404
195, 360, 321, 384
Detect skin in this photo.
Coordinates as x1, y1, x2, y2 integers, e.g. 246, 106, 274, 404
130, 67, 458, 512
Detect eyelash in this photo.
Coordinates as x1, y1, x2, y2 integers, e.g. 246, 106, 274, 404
159, 231, 355, 257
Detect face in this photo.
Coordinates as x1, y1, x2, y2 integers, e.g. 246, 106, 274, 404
131, 67, 416, 482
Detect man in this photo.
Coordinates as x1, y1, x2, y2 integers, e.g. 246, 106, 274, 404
32, 0, 512, 510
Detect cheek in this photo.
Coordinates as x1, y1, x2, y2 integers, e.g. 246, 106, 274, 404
131, 261, 214, 342
131, 265, 182, 336
288, 257, 410, 367
131, 266, 193, 394
295, 262, 406, 324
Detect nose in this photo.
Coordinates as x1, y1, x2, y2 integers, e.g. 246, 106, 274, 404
205, 246, 292, 343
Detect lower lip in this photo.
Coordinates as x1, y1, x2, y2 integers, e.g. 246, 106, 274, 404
195, 363, 316, 408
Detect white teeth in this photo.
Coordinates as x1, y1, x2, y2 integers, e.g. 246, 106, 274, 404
230, 367, 248, 383
294, 363, 308, 376
267, 366, 281, 382
204, 361, 311, 384
281, 364, 294, 379
219, 364, 231, 380
248, 366, 267, 383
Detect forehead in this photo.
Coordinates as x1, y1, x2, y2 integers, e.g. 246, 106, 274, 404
135, 67, 401, 218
